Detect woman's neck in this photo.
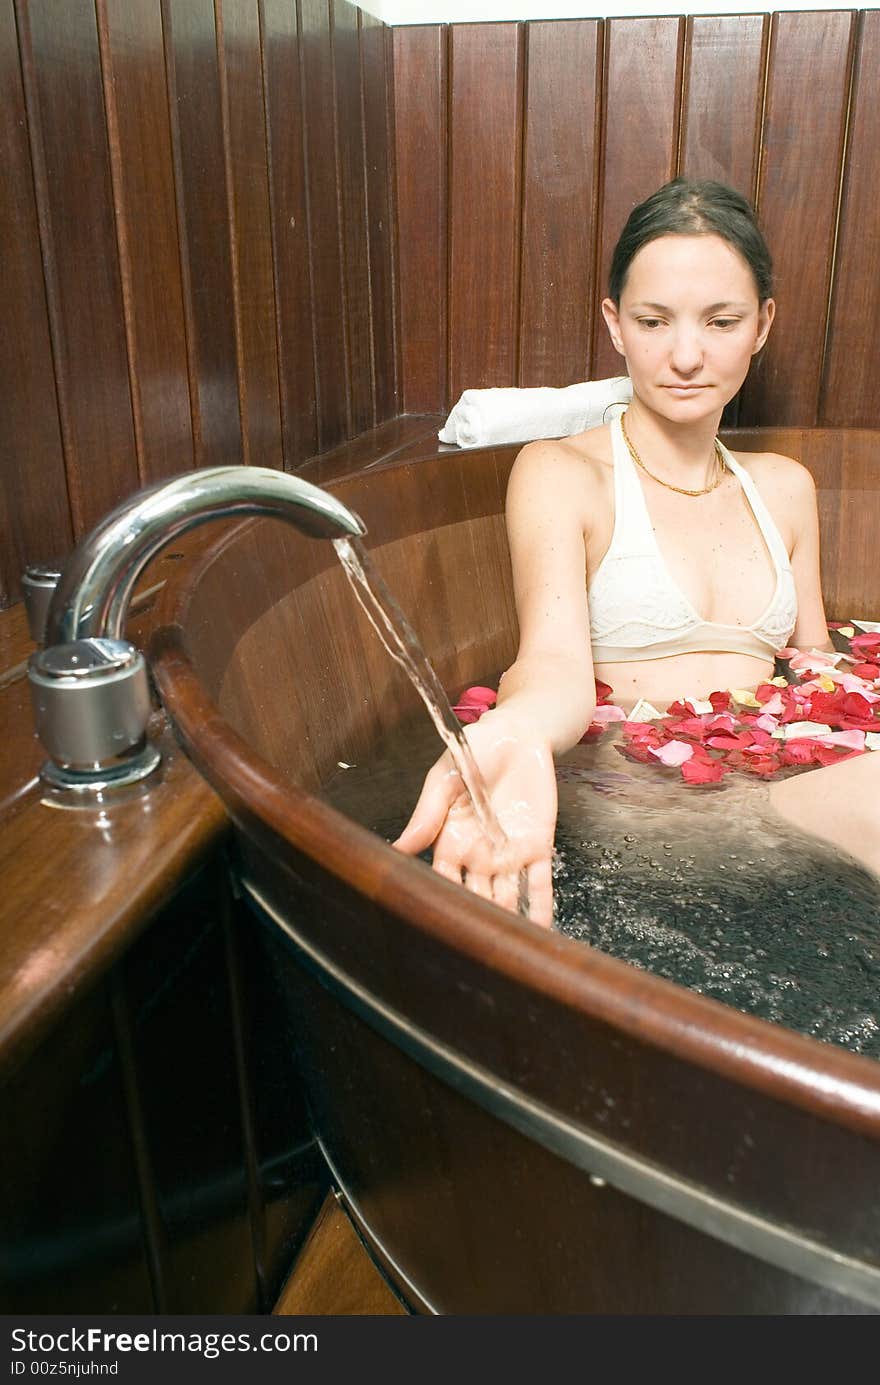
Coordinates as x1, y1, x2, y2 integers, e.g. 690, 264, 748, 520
621, 397, 724, 485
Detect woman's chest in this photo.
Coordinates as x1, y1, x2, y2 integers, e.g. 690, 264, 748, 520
588, 477, 781, 627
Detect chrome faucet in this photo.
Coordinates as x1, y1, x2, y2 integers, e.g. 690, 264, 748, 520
27, 466, 365, 792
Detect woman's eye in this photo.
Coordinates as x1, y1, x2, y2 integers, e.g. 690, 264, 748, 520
638, 318, 663, 329
710, 318, 739, 330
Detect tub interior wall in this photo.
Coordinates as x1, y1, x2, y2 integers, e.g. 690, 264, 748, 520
176, 432, 880, 788
179, 453, 518, 788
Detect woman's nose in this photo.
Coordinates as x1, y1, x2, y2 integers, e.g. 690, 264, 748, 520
669, 329, 703, 374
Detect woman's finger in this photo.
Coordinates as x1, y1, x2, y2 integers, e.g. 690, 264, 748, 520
393, 758, 460, 855
433, 857, 464, 886
492, 871, 521, 916
525, 857, 554, 928
464, 871, 493, 901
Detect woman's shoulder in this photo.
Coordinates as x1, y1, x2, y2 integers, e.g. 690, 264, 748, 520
727, 446, 817, 501
511, 424, 613, 483
507, 428, 614, 537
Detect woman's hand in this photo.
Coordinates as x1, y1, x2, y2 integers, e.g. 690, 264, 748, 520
393, 708, 558, 928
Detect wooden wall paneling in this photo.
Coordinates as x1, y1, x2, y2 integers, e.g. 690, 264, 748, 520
815, 431, 880, 621
162, 0, 242, 467
518, 20, 601, 388
15, 0, 140, 536
99, 0, 194, 485
332, 1, 374, 435
678, 14, 767, 196
260, 0, 318, 467
740, 10, 856, 428
678, 14, 768, 430
820, 12, 880, 427
0, 0, 71, 605
447, 23, 524, 402
361, 13, 398, 423
392, 24, 447, 414
591, 16, 685, 380
217, 0, 283, 470
299, 0, 349, 451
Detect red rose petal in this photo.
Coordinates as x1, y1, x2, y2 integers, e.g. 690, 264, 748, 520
680, 757, 726, 784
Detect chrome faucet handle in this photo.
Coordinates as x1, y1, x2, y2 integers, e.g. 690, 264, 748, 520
21, 565, 62, 646
29, 638, 159, 792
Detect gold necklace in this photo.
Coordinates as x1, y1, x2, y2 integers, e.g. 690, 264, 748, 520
620, 411, 727, 498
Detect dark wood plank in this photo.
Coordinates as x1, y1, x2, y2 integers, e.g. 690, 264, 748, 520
16, 0, 140, 536
274, 1193, 407, 1314
99, 0, 193, 484
820, 11, 880, 427
807, 430, 880, 621
0, 0, 71, 606
519, 20, 601, 387
0, 678, 43, 817
0, 981, 156, 1311
299, 0, 349, 451
333, 1, 374, 435
360, 12, 398, 423
217, 0, 283, 470
592, 16, 684, 379
740, 10, 856, 428
0, 601, 32, 684
679, 14, 767, 196
260, 0, 318, 467
392, 24, 447, 414
120, 870, 259, 1312
162, 0, 242, 466
448, 23, 523, 401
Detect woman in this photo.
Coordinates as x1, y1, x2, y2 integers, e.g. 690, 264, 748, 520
394, 178, 879, 925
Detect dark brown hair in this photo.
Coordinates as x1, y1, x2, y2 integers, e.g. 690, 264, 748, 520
609, 178, 773, 304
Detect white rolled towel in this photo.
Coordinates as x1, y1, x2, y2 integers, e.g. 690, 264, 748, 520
438, 376, 633, 448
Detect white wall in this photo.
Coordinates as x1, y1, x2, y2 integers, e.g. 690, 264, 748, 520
359, 1, 860, 24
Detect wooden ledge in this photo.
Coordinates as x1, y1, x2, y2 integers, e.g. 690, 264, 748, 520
0, 560, 228, 1078
294, 414, 446, 486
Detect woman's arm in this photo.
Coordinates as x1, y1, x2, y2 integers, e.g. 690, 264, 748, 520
394, 439, 598, 926
498, 439, 598, 741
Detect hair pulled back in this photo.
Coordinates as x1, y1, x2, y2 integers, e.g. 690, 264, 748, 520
608, 178, 773, 304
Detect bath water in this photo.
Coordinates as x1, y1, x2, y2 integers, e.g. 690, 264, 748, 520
323, 713, 880, 1061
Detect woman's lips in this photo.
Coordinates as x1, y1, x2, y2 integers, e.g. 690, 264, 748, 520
663, 384, 709, 396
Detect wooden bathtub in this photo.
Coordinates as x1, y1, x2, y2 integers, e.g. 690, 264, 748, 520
150, 427, 880, 1314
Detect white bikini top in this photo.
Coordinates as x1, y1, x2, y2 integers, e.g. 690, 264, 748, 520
588, 416, 798, 663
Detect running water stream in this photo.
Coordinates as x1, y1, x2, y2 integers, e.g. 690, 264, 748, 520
333, 536, 530, 917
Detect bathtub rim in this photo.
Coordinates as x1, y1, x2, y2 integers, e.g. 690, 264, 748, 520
150, 602, 880, 1144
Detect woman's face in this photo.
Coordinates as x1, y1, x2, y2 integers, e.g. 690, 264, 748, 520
601, 233, 775, 423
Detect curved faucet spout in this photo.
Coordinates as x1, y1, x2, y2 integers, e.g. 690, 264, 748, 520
30, 466, 366, 793
46, 465, 366, 647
